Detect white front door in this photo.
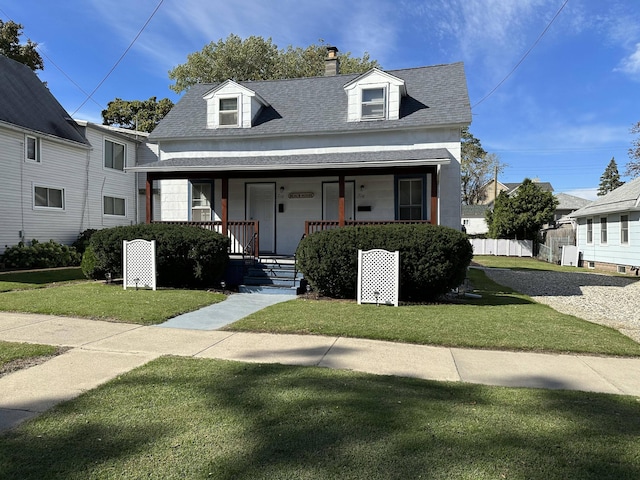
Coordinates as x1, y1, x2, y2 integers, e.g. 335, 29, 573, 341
247, 183, 276, 254
323, 181, 355, 221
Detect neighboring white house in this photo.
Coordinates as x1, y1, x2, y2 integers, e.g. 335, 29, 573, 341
130, 53, 472, 256
0, 54, 144, 254
570, 177, 640, 274
461, 204, 489, 235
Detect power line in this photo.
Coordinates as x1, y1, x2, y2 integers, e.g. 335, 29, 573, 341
472, 0, 570, 109
71, 0, 164, 116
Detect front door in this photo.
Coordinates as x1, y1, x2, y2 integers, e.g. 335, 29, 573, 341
247, 183, 276, 254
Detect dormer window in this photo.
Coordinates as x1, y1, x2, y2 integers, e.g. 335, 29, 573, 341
203, 80, 269, 129
344, 68, 405, 122
361, 88, 386, 120
219, 97, 239, 126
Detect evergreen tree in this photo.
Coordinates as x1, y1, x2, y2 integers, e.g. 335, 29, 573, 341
485, 178, 558, 239
598, 157, 624, 196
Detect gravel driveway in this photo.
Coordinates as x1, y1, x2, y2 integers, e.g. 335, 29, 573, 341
480, 268, 640, 343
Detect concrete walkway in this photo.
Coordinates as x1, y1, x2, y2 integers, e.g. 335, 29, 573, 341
2, 311, 640, 433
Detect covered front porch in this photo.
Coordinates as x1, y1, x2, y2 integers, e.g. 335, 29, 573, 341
144, 166, 440, 256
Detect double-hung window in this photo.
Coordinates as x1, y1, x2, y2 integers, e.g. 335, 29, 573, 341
104, 196, 126, 216
34, 186, 64, 209
104, 139, 125, 171
586, 218, 593, 244
26, 135, 40, 162
219, 97, 239, 126
361, 87, 386, 120
397, 178, 423, 220
191, 182, 212, 221
621, 214, 629, 244
600, 217, 608, 244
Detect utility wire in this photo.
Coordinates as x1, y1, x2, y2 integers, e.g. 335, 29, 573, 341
472, 0, 570, 109
71, 0, 164, 116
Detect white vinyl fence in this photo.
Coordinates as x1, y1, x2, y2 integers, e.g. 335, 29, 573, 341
470, 238, 533, 257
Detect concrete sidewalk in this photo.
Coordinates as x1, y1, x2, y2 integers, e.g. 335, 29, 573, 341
2, 312, 640, 433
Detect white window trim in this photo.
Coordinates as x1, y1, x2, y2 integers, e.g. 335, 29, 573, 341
25, 135, 41, 163
33, 184, 65, 210
600, 217, 608, 245
103, 195, 127, 216
104, 137, 127, 172
620, 214, 630, 245
217, 95, 241, 128
359, 85, 387, 121
586, 218, 593, 244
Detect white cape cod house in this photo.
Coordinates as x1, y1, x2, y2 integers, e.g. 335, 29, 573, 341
131, 56, 471, 257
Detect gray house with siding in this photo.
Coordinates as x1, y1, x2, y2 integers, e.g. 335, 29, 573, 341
131, 56, 472, 256
0, 54, 143, 254
570, 177, 640, 274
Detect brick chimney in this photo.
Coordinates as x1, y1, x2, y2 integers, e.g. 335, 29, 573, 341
324, 46, 340, 76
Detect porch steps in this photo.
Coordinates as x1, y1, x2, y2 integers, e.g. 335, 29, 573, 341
238, 257, 304, 296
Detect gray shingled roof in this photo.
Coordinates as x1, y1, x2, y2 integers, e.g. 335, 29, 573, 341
149, 62, 471, 141
461, 204, 489, 218
555, 192, 591, 211
0, 55, 88, 145
505, 181, 554, 193
570, 178, 640, 217
129, 148, 451, 172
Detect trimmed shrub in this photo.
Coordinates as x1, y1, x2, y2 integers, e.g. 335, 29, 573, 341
1, 239, 81, 269
72, 229, 98, 255
296, 224, 473, 302
84, 224, 229, 287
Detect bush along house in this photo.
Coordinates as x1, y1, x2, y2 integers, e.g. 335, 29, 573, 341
129, 49, 472, 290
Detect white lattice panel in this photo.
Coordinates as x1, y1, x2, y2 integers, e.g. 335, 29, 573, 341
123, 239, 156, 290
357, 249, 399, 307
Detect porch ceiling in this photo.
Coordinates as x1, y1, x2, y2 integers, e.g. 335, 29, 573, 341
128, 148, 451, 173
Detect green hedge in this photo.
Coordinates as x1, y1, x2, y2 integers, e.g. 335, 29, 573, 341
82, 224, 229, 288
1, 240, 81, 269
296, 224, 472, 302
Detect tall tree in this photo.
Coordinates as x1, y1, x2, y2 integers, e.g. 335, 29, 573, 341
168, 34, 379, 93
597, 157, 624, 196
485, 178, 558, 239
0, 19, 43, 71
625, 121, 640, 178
460, 127, 505, 205
101, 97, 174, 133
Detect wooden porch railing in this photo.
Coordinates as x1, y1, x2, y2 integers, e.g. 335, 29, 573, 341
304, 220, 432, 236
153, 221, 259, 257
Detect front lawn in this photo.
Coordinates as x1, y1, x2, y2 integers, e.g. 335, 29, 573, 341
226, 268, 640, 356
0, 268, 86, 292
1, 357, 639, 480
0, 282, 225, 324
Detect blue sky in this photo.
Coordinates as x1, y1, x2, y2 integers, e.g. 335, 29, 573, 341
3, 0, 640, 199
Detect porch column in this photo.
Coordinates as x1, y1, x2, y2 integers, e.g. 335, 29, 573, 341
221, 177, 228, 235
430, 168, 438, 225
338, 174, 345, 227
145, 174, 154, 224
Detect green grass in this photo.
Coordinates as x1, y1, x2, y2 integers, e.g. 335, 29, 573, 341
0, 341, 59, 369
226, 268, 640, 356
0, 282, 225, 324
1, 356, 640, 479
0, 268, 86, 292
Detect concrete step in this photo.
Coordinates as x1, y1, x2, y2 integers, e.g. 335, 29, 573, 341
238, 285, 299, 296
243, 276, 301, 287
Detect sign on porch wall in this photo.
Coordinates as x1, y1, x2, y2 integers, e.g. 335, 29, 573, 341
288, 192, 314, 199
123, 239, 157, 290
357, 249, 399, 307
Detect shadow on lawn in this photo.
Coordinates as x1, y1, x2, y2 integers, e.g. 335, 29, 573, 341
2, 357, 640, 479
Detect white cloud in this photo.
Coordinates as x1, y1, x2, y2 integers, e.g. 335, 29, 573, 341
563, 188, 598, 201
616, 43, 640, 77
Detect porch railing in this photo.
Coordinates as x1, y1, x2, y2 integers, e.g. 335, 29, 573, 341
152, 221, 259, 257
305, 220, 432, 236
